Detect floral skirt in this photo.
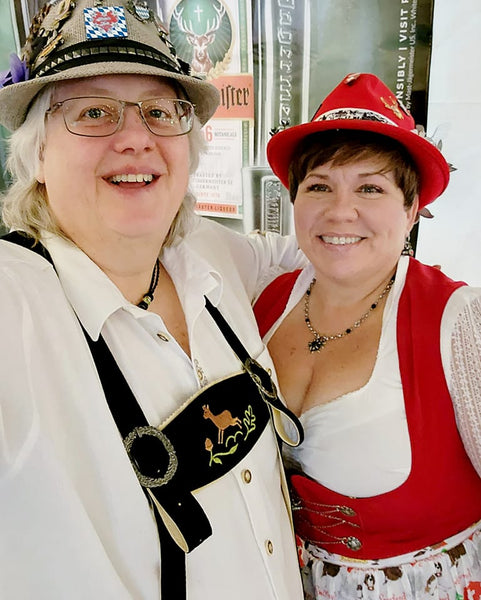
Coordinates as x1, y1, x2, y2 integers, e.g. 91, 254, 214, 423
297, 521, 481, 600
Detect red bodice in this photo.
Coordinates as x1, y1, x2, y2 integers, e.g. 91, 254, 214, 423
255, 259, 481, 559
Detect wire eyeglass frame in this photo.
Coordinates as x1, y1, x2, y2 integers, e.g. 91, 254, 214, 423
45, 96, 195, 137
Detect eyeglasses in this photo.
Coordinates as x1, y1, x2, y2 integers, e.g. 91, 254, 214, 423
45, 96, 195, 137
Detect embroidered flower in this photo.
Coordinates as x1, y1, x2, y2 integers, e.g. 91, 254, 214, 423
0, 53, 29, 89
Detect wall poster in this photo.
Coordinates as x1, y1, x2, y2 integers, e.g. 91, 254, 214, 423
1, 0, 435, 236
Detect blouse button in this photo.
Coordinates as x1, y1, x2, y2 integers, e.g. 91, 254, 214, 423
265, 540, 274, 555
157, 332, 169, 342
241, 469, 252, 484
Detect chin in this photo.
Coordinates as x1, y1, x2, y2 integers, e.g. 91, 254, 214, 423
106, 217, 160, 240
121, 226, 167, 241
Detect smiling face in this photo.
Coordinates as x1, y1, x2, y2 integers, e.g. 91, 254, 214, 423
36, 74, 191, 253
293, 157, 418, 285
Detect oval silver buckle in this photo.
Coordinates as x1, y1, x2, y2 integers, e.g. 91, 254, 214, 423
124, 425, 178, 488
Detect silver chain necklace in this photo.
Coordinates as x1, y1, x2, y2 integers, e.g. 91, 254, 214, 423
304, 275, 395, 353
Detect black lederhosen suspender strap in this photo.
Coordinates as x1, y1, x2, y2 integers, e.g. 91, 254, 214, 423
2, 233, 189, 597
204, 297, 304, 439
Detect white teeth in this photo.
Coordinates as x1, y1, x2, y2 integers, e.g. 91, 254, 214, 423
110, 173, 154, 183
322, 235, 362, 245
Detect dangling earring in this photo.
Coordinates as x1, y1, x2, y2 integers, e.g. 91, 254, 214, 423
402, 235, 414, 256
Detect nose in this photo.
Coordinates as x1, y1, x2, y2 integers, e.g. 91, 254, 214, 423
323, 187, 358, 221
112, 103, 155, 152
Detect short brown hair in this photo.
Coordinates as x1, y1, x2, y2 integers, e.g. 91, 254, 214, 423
288, 130, 419, 208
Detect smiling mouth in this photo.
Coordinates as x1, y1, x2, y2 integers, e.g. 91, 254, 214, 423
108, 174, 155, 185
321, 235, 362, 245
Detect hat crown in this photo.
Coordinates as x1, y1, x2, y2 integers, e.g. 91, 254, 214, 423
22, 0, 187, 78
266, 72, 451, 209
0, 0, 220, 130
311, 73, 415, 132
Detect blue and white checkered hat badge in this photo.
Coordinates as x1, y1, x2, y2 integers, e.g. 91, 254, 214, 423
132, 3, 150, 21
84, 6, 128, 39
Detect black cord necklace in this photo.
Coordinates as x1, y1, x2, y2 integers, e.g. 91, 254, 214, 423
137, 258, 160, 310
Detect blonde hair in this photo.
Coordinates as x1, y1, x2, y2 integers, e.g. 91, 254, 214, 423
2, 82, 205, 246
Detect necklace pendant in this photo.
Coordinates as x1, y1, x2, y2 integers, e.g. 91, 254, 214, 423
308, 336, 326, 353
303, 274, 395, 354
137, 294, 152, 310
136, 258, 160, 310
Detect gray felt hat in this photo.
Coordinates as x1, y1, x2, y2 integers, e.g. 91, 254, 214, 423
0, 0, 219, 131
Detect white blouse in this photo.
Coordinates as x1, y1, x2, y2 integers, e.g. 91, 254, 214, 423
0, 218, 305, 600
267, 256, 481, 497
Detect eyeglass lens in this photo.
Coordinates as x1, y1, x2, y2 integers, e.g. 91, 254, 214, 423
59, 97, 193, 137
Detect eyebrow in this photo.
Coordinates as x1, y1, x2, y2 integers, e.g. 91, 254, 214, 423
306, 169, 390, 179
358, 170, 389, 178
304, 171, 329, 180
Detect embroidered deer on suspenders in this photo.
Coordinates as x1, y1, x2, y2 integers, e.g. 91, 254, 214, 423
202, 404, 242, 444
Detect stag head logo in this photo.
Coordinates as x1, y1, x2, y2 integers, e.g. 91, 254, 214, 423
169, 0, 232, 77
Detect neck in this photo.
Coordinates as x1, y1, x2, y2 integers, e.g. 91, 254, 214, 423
310, 266, 398, 311
303, 268, 396, 353
74, 234, 164, 305
103, 258, 162, 306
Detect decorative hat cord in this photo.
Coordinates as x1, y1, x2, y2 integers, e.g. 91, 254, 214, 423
304, 275, 395, 353
137, 258, 160, 310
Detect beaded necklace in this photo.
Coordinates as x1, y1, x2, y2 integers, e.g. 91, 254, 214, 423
304, 275, 395, 353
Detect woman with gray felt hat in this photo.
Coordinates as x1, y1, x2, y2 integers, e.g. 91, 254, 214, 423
0, 1, 305, 598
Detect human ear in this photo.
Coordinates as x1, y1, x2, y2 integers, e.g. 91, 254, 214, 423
406, 195, 419, 232
36, 145, 45, 184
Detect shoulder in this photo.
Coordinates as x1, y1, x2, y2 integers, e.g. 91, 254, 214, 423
401, 258, 468, 319
443, 284, 481, 329
178, 217, 254, 273
254, 270, 303, 338
408, 257, 481, 324
402, 257, 481, 323
185, 217, 280, 254
0, 239, 63, 312
0, 239, 56, 285
440, 284, 481, 399
178, 217, 304, 301
406, 257, 466, 290
0, 238, 53, 270
181, 216, 295, 272
185, 216, 242, 240
438, 275, 481, 374
255, 270, 303, 302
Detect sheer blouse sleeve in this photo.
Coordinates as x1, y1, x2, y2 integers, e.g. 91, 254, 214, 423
443, 288, 481, 478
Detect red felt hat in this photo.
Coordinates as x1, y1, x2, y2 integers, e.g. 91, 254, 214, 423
267, 73, 450, 208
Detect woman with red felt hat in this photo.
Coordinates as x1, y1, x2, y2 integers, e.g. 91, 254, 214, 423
254, 72, 481, 599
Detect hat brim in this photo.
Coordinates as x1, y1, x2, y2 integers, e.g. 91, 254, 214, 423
266, 119, 450, 209
0, 61, 219, 131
